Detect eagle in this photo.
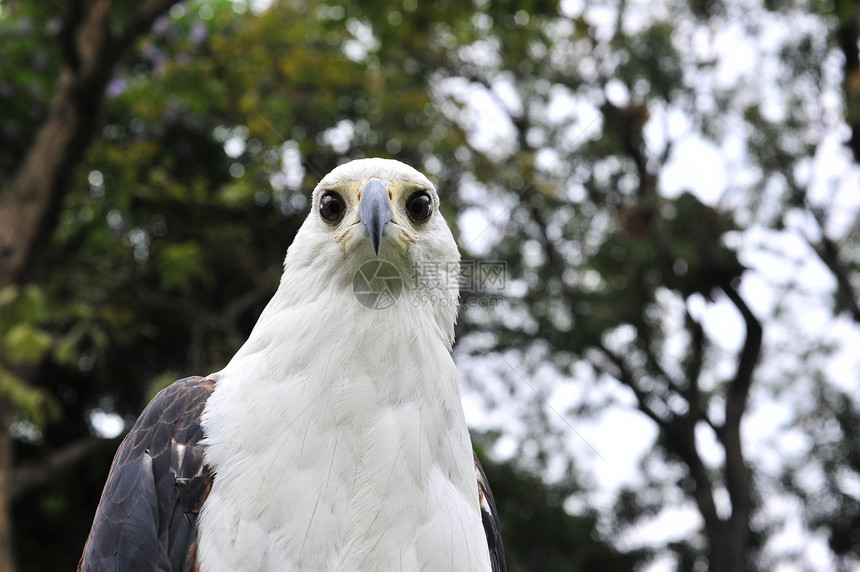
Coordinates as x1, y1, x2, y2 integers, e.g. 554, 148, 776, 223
78, 158, 506, 572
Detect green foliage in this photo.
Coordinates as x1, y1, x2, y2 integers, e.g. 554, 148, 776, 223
4, 324, 52, 364
0, 285, 49, 329
590, 191, 742, 315
616, 22, 684, 101
0, 369, 61, 429
158, 241, 210, 292
0, 286, 60, 427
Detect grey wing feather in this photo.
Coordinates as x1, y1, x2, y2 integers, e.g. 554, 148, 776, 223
78, 376, 215, 572
475, 452, 507, 572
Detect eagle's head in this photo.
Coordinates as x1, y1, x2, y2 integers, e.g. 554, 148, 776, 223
305, 158, 456, 261
280, 158, 461, 343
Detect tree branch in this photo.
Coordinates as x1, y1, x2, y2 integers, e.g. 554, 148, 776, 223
595, 342, 668, 427
596, 341, 725, 544
58, 0, 86, 71
0, 0, 183, 292
804, 209, 860, 324
791, 181, 860, 324
722, 282, 762, 430
681, 308, 706, 415
11, 435, 121, 500
719, 280, 761, 569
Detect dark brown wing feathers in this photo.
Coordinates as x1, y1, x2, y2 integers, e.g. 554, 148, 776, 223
78, 377, 215, 572
475, 452, 507, 572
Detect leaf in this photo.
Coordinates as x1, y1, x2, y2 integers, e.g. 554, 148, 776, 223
52, 322, 89, 367
0, 367, 61, 427
0, 284, 49, 333
157, 240, 211, 292
4, 323, 53, 364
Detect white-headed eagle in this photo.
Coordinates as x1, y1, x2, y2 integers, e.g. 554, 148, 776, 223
78, 158, 506, 572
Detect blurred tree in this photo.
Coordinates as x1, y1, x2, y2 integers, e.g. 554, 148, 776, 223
0, 1, 184, 570
778, 0, 860, 566
1, 1, 859, 571
412, 0, 858, 571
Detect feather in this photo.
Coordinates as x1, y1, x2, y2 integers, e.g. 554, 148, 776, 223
79, 377, 213, 572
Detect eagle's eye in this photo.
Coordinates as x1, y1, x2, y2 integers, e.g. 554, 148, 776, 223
405, 191, 433, 223
319, 191, 346, 223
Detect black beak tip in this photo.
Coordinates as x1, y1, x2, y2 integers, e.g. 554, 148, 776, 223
370, 235, 382, 256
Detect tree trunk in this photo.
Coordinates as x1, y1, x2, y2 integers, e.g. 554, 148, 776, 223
0, 68, 91, 292
0, 2, 181, 570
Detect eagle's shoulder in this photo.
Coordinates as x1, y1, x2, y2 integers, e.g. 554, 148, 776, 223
78, 376, 215, 572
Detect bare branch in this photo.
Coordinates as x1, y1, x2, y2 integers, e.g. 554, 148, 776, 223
722, 282, 762, 429
791, 181, 860, 324
681, 308, 706, 414
596, 341, 727, 547
805, 216, 860, 324
11, 435, 121, 500
719, 280, 761, 567
595, 342, 668, 427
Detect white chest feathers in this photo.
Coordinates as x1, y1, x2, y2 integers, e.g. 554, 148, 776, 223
195, 313, 491, 572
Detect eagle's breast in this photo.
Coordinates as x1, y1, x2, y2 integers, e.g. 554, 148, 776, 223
195, 296, 491, 572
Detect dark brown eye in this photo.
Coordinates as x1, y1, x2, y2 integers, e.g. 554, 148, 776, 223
319, 191, 346, 223
405, 191, 433, 223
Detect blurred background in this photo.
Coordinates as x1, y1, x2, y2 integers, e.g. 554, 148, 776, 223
1, 0, 859, 570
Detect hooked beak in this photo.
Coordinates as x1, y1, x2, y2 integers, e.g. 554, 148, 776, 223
357, 179, 394, 256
